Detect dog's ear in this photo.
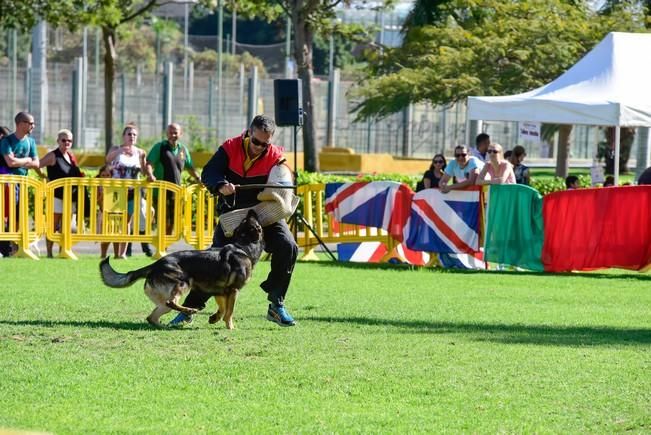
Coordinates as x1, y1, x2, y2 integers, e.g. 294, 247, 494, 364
246, 209, 258, 220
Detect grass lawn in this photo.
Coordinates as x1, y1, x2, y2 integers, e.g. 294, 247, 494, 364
1, 257, 649, 433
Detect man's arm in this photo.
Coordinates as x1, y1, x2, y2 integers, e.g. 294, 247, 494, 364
201, 147, 231, 194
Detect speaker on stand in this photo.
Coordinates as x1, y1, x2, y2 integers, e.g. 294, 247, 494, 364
273, 79, 335, 260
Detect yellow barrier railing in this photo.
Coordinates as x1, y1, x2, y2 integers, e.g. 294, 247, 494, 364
0, 175, 45, 259
44, 178, 184, 259
2, 180, 401, 260
184, 184, 216, 250
296, 184, 396, 260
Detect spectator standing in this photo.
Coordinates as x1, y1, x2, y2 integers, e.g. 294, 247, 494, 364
470, 133, 490, 162
638, 166, 651, 185
170, 115, 298, 327
0, 112, 39, 257
35, 129, 85, 258
145, 123, 201, 235
439, 145, 484, 193
417, 154, 447, 191
476, 143, 516, 185
565, 175, 580, 190
509, 145, 530, 185
105, 124, 154, 259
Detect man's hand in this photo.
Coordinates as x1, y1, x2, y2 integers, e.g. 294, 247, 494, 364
25, 159, 40, 169
439, 184, 450, 194
219, 183, 236, 196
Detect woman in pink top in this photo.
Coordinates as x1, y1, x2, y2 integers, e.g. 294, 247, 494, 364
476, 143, 516, 185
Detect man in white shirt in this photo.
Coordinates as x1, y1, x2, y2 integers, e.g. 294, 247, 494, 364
439, 145, 484, 193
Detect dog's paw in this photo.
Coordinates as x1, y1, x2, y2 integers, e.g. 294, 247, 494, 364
208, 311, 223, 324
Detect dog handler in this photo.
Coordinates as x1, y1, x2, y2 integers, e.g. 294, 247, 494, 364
170, 115, 298, 327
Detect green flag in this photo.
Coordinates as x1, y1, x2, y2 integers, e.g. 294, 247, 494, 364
485, 184, 544, 271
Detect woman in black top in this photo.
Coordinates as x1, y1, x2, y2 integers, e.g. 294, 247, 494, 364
417, 154, 447, 191
37, 129, 84, 257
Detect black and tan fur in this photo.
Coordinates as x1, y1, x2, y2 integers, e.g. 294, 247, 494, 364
99, 210, 264, 329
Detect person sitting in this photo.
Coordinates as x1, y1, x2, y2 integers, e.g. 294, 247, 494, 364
565, 175, 580, 190
439, 145, 484, 193
508, 145, 530, 185
476, 143, 515, 185
35, 129, 85, 258
416, 154, 446, 191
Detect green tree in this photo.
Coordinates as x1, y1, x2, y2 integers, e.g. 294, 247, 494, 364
0, 0, 177, 152
353, 0, 643, 120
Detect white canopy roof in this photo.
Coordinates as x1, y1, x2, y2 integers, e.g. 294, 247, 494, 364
467, 32, 651, 127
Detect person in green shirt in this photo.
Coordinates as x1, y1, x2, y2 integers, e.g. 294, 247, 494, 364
146, 123, 201, 235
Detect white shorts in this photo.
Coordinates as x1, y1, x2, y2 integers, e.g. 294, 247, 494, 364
53, 198, 77, 214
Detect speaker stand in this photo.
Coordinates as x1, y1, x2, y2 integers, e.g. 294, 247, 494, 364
289, 124, 337, 262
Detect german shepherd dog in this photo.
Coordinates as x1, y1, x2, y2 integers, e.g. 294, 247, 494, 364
100, 210, 264, 329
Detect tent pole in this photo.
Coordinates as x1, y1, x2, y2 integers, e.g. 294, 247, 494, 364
614, 127, 621, 185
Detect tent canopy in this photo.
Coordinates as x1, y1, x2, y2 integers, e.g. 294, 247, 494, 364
467, 32, 651, 127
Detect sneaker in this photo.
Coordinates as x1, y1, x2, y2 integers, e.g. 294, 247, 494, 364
169, 312, 194, 327
267, 304, 296, 327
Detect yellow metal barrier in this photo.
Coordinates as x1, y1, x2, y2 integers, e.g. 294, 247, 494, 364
296, 184, 395, 260
44, 178, 184, 259
0, 175, 45, 259
184, 184, 216, 250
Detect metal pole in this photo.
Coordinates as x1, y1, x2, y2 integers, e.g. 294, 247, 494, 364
208, 75, 213, 132
285, 15, 292, 78
95, 28, 100, 87
402, 104, 413, 157
11, 29, 17, 114
239, 62, 245, 118
247, 65, 258, 122
217, 0, 223, 140
82, 26, 88, 147
120, 73, 126, 127
326, 69, 339, 147
163, 62, 173, 131
231, 6, 237, 56
614, 127, 621, 186
328, 33, 334, 76
189, 61, 194, 104
184, 3, 189, 91
72, 58, 83, 146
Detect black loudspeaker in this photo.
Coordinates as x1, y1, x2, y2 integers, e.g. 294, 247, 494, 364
274, 79, 303, 126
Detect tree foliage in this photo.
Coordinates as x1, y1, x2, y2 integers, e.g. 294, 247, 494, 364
353, 0, 645, 120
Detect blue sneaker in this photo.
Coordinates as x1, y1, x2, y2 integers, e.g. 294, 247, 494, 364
267, 304, 296, 327
168, 312, 194, 327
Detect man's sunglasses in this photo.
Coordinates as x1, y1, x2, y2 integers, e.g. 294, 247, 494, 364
251, 136, 270, 148
455, 153, 467, 158
433, 160, 445, 164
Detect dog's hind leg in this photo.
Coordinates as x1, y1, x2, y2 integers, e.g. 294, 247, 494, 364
223, 290, 239, 330
147, 304, 172, 327
209, 295, 227, 324
165, 282, 198, 315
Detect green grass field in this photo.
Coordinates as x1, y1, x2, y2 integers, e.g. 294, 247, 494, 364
1, 257, 649, 433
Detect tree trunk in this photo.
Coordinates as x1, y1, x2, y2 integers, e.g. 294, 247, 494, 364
292, 3, 318, 172
102, 27, 117, 153
555, 124, 572, 178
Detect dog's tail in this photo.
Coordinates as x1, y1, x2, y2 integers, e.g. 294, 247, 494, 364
99, 257, 153, 288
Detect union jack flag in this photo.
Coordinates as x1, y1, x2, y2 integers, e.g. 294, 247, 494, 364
324, 181, 413, 241
404, 188, 482, 254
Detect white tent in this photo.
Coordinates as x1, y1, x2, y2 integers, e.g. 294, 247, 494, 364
467, 32, 651, 182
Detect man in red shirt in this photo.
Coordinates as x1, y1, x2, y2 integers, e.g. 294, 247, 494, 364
170, 115, 298, 327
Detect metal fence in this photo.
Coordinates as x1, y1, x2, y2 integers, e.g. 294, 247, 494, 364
0, 60, 643, 162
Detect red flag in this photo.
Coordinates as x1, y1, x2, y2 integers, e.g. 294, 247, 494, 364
542, 186, 651, 272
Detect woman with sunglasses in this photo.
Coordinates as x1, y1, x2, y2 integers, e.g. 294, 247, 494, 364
417, 154, 447, 191
476, 143, 516, 185
439, 145, 484, 193
36, 129, 85, 258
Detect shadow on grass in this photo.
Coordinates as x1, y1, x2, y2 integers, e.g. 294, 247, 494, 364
306, 316, 651, 346
302, 260, 651, 281
0, 319, 183, 331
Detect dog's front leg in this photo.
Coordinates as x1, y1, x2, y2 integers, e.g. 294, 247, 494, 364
223, 290, 239, 330
209, 295, 227, 324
